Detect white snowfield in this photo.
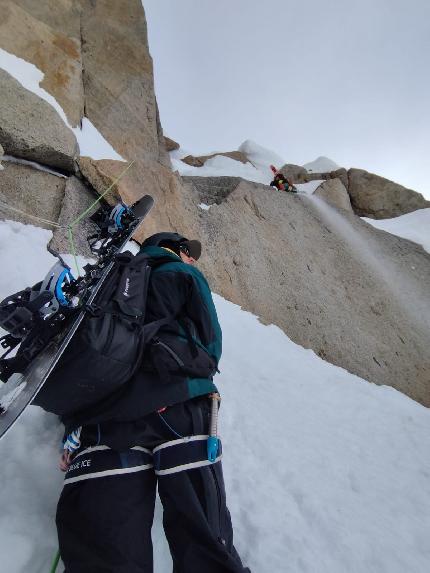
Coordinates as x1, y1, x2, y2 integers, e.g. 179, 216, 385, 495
0, 48, 124, 162
0, 219, 429, 573
363, 209, 430, 255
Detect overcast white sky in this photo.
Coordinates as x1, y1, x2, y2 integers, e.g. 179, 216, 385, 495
144, 0, 430, 199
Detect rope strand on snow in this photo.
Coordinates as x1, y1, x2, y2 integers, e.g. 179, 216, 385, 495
49, 549, 60, 573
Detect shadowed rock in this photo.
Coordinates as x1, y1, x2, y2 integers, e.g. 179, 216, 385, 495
79, 0, 169, 167
0, 0, 84, 127
182, 176, 243, 205
280, 164, 308, 183
49, 176, 100, 258
0, 161, 65, 229
0, 69, 79, 172
348, 168, 430, 219
164, 136, 180, 152
314, 178, 353, 212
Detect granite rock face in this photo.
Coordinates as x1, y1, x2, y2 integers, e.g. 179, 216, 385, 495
80, 0, 169, 167
164, 136, 180, 152
0, 161, 66, 229
279, 164, 308, 183
49, 176, 100, 258
0, 69, 79, 171
182, 176, 242, 206
348, 169, 430, 219
0, 0, 84, 127
314, 178, 353, 212
190, 178, 430, 406
77, 156, 191, 243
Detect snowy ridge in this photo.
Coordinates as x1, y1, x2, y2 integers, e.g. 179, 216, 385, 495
0, 219, 429, 572
171, 140, 285, 185
303, 155, 340, 173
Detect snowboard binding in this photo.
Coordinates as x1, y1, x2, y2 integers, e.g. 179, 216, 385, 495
0, 200, 143, 383
88, 202, 137, 255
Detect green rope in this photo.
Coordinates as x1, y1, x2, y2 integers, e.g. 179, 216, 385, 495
0, 201, 62, 228
67, 224, 81, 276
70, 160, 135, 227
49, 549, 60, 573
66, 160, 136, 275
0, 160, 135, 276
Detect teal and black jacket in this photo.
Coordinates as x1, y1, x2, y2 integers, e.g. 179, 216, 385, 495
66, 246, 222, 427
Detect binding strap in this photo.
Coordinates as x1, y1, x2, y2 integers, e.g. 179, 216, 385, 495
63, 445, 153, 486
153, 435, 223, 476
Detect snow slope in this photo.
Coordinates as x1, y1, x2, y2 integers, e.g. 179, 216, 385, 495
0, 219, 429, 573
363, 209, 430, 254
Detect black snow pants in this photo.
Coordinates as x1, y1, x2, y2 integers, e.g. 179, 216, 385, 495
56, 397, 250, 573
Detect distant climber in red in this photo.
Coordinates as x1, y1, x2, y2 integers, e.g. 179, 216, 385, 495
269, 165, 297, 193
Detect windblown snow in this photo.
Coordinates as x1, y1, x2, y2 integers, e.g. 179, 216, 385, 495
0, 219, 429, 573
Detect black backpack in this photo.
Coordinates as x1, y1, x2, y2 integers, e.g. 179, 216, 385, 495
34, 251, 171, 416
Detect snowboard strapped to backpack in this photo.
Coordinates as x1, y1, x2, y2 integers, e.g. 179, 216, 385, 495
34, 251, 172, 417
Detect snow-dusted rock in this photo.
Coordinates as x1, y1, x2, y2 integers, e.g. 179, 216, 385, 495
164, 136, 180, 152
79, 1, 169, 167
181, 151, 250, 168
348, 168, 430, 219
314, 178, 353, 212
279, 163, 308, 183
0, 0, 84, 127
0, 161, 65, 228
0, 69, 79, 172
190, 177, 430, 406
0, 143, 4, 171
182, 176, 243, 205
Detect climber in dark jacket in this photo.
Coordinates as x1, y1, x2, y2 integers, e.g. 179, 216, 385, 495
56, 232, 250, 573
